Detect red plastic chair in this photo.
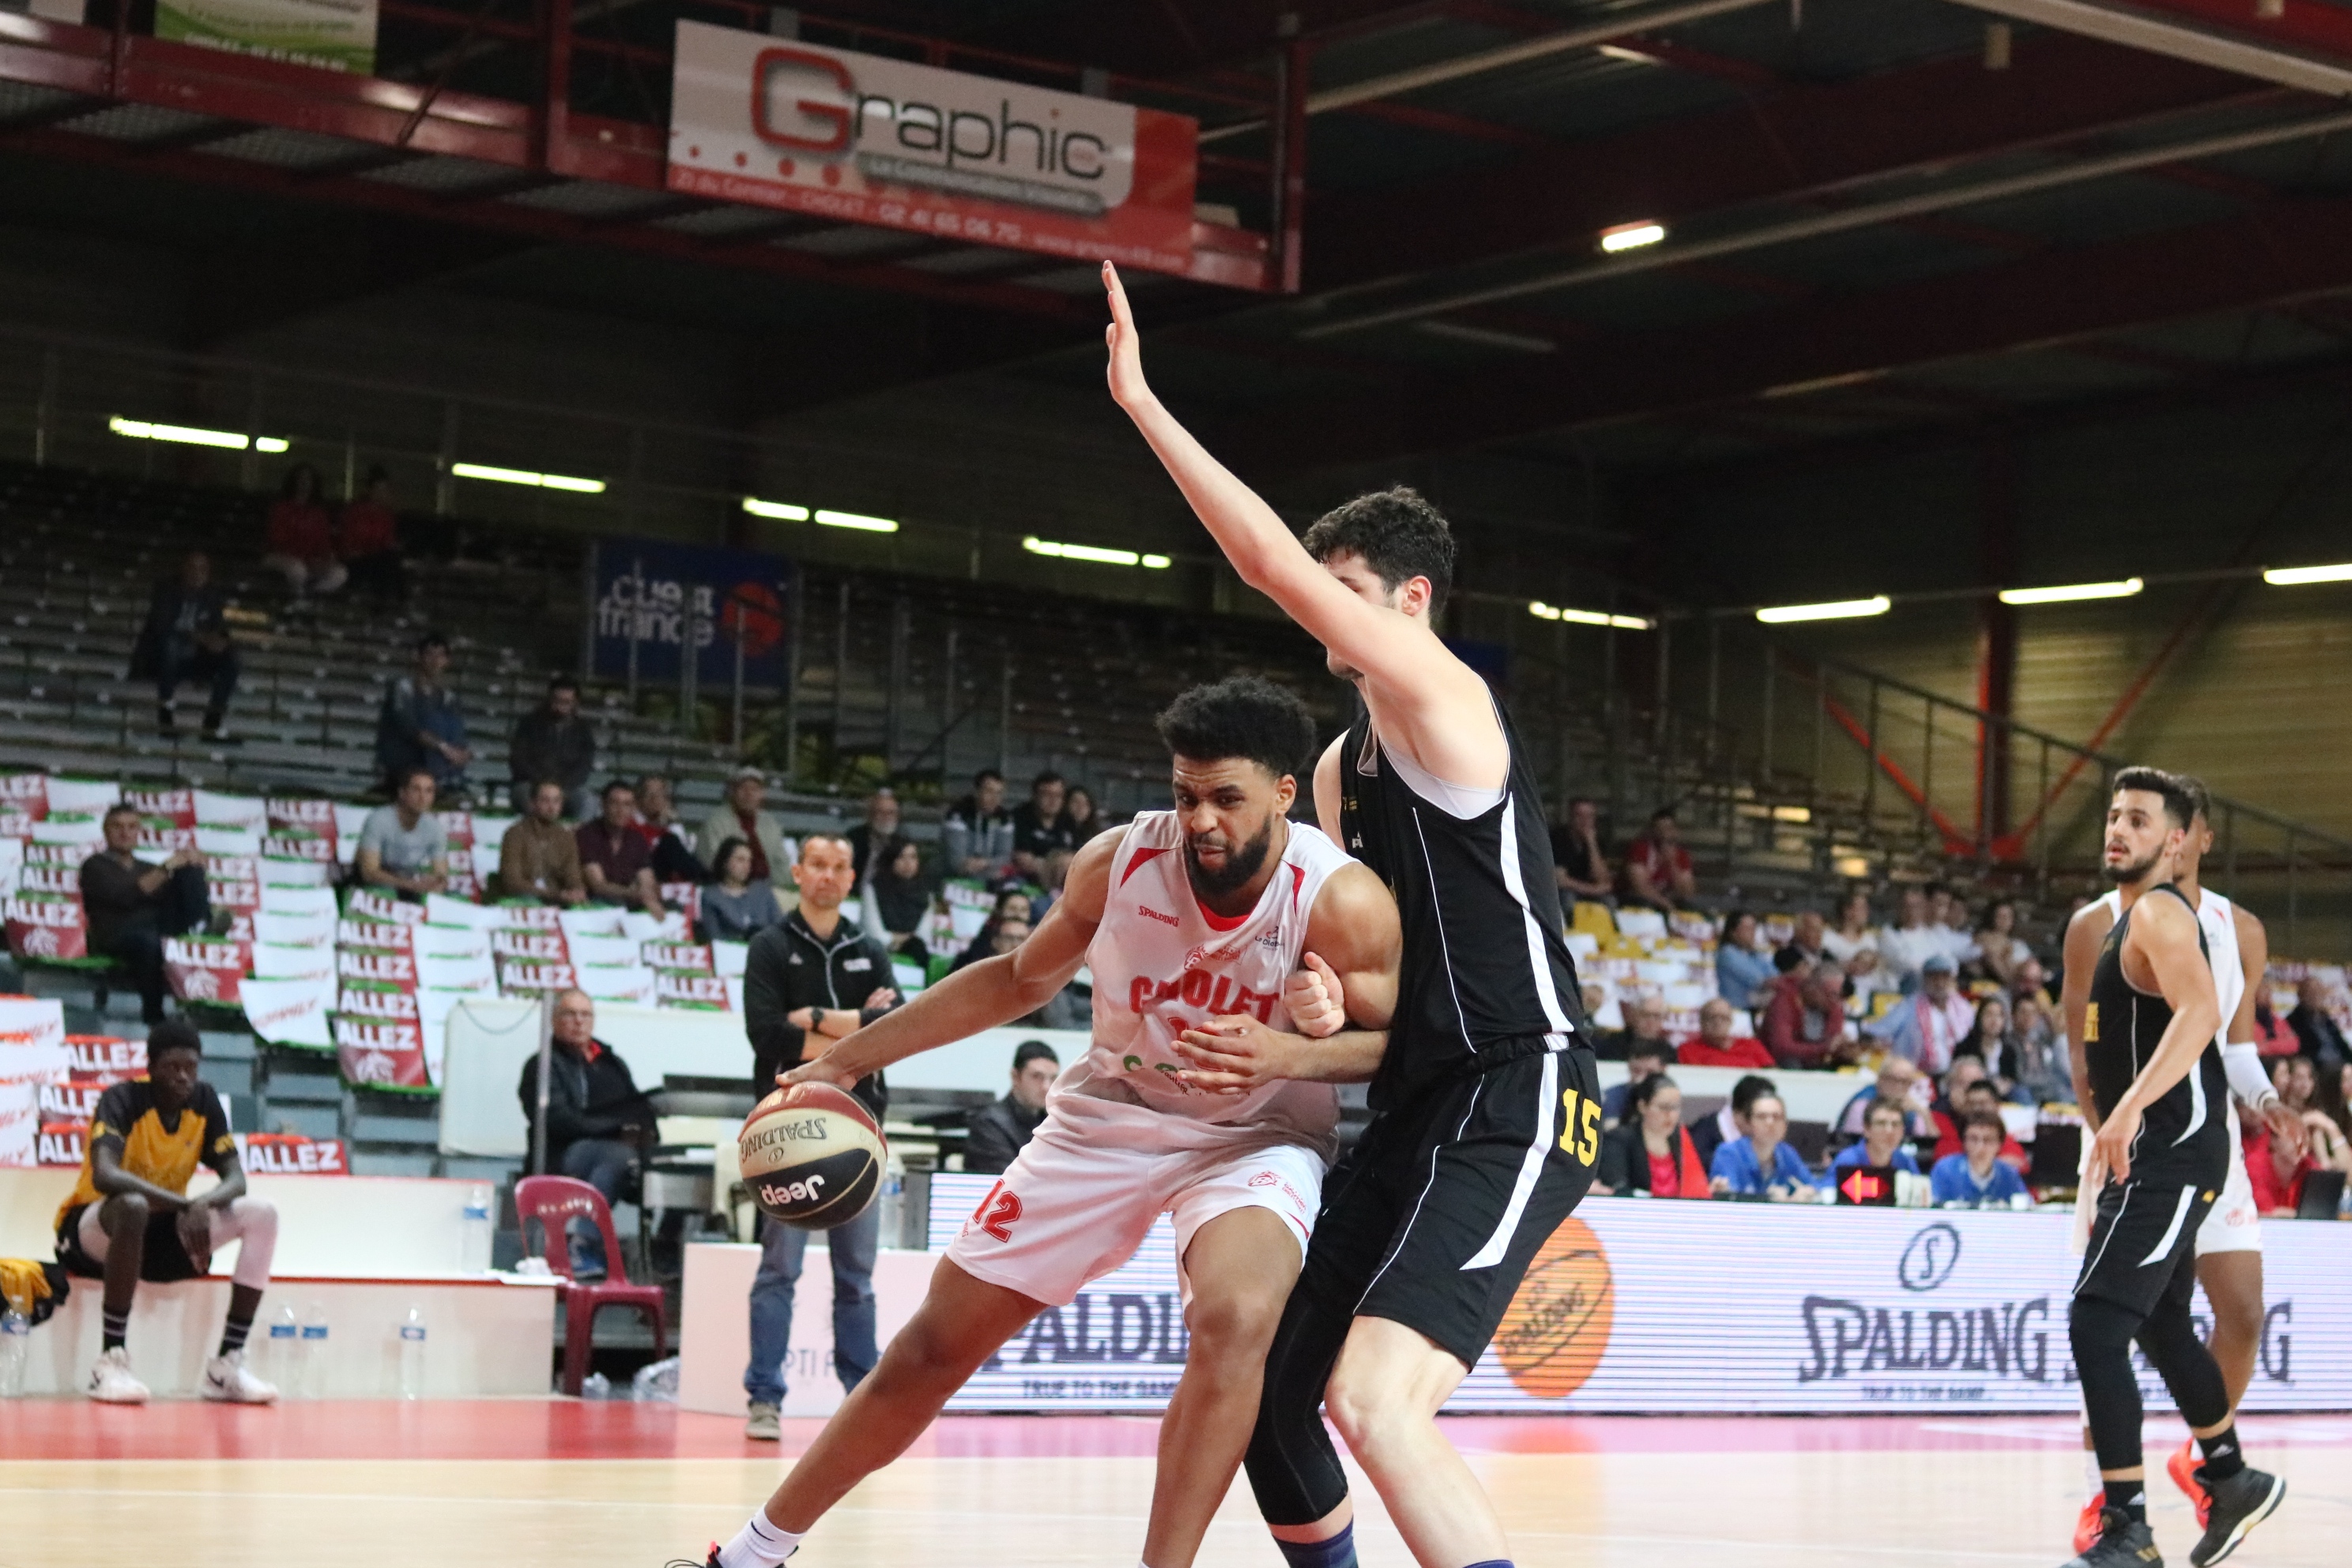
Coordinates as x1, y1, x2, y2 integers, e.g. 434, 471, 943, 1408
513, 1175, 668, 1396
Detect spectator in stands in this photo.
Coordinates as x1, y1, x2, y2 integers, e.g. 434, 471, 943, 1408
951, 890, 1034, 974
1709, 1090, 1821, 1200
1831, 1098, 1922, 1182
260, 464, 345, 599
2287, 977, 2349, 1075
498, 781, 586, 905
1010, 771, 1076, 888
866, 836, 934, 962
981, 914, 1087, 1030
1596, 993, 1672, 1063
1930, 1110, 2031, 1208
356, 768, 449, 901
2251, 990, 2299, 1058
2007, 954, 2056, 1015
1620, 807, 1696, 911
516, 989, 657, 1279
740, 833, 903, 1441
2010, 993, 2070, 1102
1679, 997, 1774, 1070
1959, 993, 2033, 1103
698, 767, 797, 901
845, 789, 900, 884
53, 1020, 279, 1404
1780, 910, 1826, 970
1060, 785, 1108, 847
964, 1040, 1060, 1176
1690, 1072, 1776, 1171
943, 768, 1016, 881
1874, 885, 1939, 993
1595, 1075, 1709, 1199
1832, 1056, 1935, 1143
2274, 1055, 2351, 1173
1602, 1035, 1673, 1128
130, 550, 239, 743
1866, 951, 1973, 1073
1761, 958, 1858, 1070
507, 676, 596, 819
1965, 899, 2031, 989
578, 780, 664, 918
337, 465, 405, 603
1822, 888, 1887, 998
697, 837, 782, 944
631, 774, 707, 885
2242, 1107, 2309, 1216
1931, 1071, 2027, 1169
1551, 796, 1611, 906
81, 805, 209, 1024
375, 632, 470, 797
1713, 910, 1775, 1008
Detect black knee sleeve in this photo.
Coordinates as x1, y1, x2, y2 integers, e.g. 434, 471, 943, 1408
2137, 1295, 2230, 1431
1243, 1276, 1352, 1527
2071, 1294, 2147, 1473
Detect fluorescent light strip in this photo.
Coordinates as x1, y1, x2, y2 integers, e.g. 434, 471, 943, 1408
1756, 595, 1891, 624
1997, 577, 2142, 605
1528, 600, 1652, 630
742, 497, 812, 522
1600, 221, 1666, 253
1023, 536, 1170, 568
814, 508, 899, 533
2263, 562, 2352, 586
450, 461, 607, 494
110, 416, 287, 453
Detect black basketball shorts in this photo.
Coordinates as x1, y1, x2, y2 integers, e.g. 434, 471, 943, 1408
2074, 1170, 2220, 1319
1305, 1042, 1600, 1369
55, 1200, 206, 1284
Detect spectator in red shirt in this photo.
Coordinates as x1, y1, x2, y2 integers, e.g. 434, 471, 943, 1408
261, 465, 346, 599
1761, 959, 1859, 1069
1678, 997, 1775, 1070
338, 465, 405, 603
576, 779, 664, 918
1620, 806, 1696, 911
2242, 1114, 2307, 1216
1594, 1074, 1710, 1198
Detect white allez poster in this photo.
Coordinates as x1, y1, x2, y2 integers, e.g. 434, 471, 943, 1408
238, 974, 336, 1048
0, 996, 70, 1168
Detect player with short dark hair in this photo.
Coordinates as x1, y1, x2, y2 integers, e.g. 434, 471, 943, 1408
2061, 769, 2283, 1568
52, 1020, 280, 1404
1103, 261, 1598, 1568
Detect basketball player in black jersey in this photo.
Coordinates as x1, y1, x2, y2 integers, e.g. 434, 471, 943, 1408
1106, 262, 1598, 1568
2067, 768, 2282, 1568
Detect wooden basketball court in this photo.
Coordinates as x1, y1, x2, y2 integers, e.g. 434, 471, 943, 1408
1, 1401, 2341, 1566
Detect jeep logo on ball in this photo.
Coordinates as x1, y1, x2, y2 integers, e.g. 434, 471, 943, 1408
760, 1173, 827, 1207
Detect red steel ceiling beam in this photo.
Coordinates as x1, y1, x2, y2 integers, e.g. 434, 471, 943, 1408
1302, 29, 2271, 290
1222, 189, 2352, 469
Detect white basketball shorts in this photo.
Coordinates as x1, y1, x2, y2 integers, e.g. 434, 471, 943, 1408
2194, 1131, 2261, 1256
945, 1091, 1325, 1309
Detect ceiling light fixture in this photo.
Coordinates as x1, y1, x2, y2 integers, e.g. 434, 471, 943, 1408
741, 497, 812, 522
1024, 536, 1170, 568
1528, 600, 1652, 630
813, 508, 898, 533
450, 461, 606, 494
1998, 577, 2143, 605
2263, 562, 2352, 585
1600, 220, 1667, 254
1755, 595, 1892, 624
110, 416, 287, 454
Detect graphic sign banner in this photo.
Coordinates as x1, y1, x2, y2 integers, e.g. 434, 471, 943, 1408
668, 21, 1198, 277
927, 1177, 2352, 1413
590, 538, 792, 687
155, 0, 379, 75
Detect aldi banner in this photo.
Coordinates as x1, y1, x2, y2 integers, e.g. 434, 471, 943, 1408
590, 538, 792, 688
156, 0, 379, 74
927, 1178, 2352, 1414
668, 21, 1198, 277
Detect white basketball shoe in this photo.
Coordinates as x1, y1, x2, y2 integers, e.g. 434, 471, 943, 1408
200, 1348, 281, 1404
86, 1346, 150, 1404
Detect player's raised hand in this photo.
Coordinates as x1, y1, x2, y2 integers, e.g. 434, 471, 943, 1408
1284, 952, 1346, 1038
1174, 1015, 1300, 1094
1102, 261, 1152, 410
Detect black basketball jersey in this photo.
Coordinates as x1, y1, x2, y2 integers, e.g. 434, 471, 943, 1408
2084, 882, 2228, 1182
1337, 699, 1589, 1110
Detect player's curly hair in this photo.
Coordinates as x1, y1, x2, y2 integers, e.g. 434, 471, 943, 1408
1155, 676, 1317, 780
1298, 485, 1456, 616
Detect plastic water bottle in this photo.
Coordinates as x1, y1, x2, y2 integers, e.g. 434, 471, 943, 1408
266, 1306, 299, 1393
0, 1308, 28, 1398
462, 1184, 495, 1273
299, 1303, 330, 1399
878, 1152, 906, 1250
398, 1307, 428, 1400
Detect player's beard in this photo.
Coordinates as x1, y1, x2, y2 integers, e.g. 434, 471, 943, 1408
2105, 847, 2162, 885
1187, 813, 1275, 898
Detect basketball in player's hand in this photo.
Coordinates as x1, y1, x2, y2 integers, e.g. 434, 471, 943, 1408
738, 1082, 885, 1230
1285, 952, 1346, 1038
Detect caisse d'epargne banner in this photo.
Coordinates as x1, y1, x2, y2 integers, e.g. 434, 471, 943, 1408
928, 1175, 2352, 1413
667, 22, 1199, 277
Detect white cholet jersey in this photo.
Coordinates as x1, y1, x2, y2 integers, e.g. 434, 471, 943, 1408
1061, 809, 1347, 1156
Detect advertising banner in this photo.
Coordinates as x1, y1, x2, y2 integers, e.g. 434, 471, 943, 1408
5, 892, 87, 961
927, 1177, 2352, 1414
155, 0, 378, 75
590, 538, 792, 687
235, 1131, 349, 1174
239, 974, 336, 1049
0, 997, 70, 1170
669, 21, 1199, 277
335, 1012, 429, 1091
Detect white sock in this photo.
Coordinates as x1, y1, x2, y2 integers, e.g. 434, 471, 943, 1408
716, 1513, 803, 1568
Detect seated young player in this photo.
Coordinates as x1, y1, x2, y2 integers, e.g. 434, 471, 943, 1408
51, 1020, 280, 1404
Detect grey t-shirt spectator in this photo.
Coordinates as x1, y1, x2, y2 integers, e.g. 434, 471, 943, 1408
359, 803, 447, 877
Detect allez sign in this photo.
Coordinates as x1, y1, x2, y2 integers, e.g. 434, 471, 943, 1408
667, 22, 1199, 277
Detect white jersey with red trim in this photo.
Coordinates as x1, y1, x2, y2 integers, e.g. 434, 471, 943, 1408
1060, 808, 1346, 1155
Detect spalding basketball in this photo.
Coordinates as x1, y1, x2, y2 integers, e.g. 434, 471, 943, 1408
738, 1082, 884, 1230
